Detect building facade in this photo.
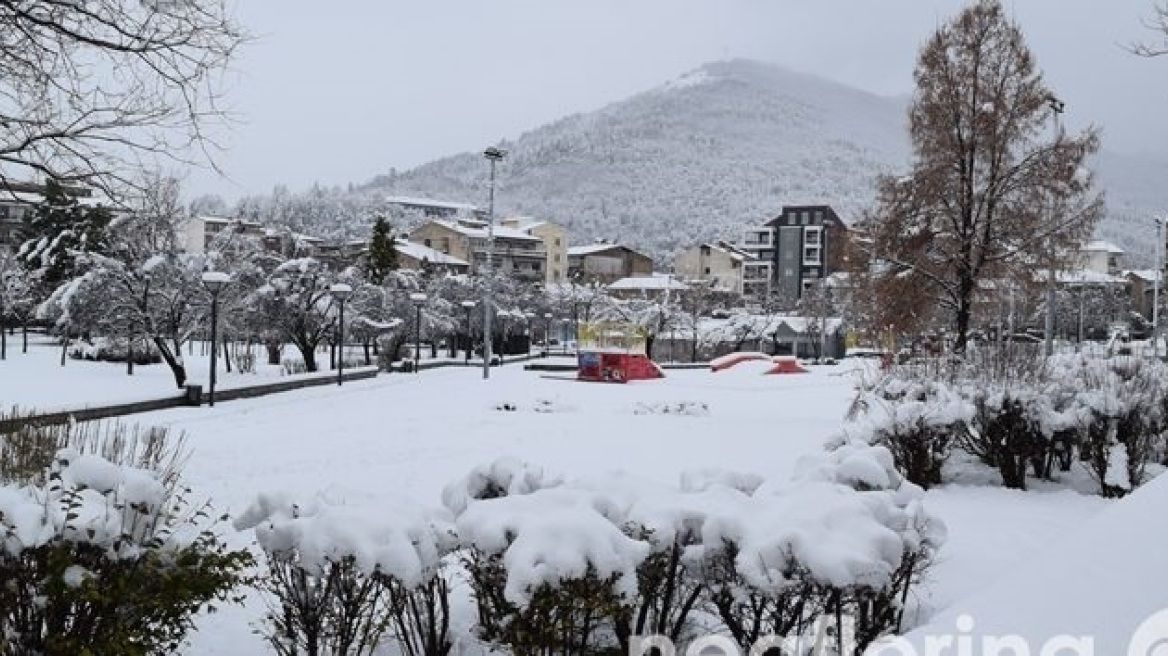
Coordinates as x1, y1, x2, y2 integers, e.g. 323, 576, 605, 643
409, 218, 547, 282
673, 242, 752, 296
567, 243, 654, 284
763, 205, 847, 301
499, 217, 569, 284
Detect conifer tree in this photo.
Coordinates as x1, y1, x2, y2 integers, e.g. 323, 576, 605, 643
365, 215, 399, 285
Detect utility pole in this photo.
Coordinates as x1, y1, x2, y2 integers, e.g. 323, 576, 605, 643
482, 146, 505, 380
1044, 94, 1065, 357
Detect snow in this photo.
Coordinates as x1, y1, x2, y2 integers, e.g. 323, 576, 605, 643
0, 342, 1126, 654
393, 238, 469, 266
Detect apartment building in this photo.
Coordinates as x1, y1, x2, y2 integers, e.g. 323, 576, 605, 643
499, 217, 569, 284
408, 218, 548, 282
673, 242, 754, 295
763, 205, 847, 300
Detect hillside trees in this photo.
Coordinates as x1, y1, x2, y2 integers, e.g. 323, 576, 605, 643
0, 1, 247, 198
865, 0, 1103, 352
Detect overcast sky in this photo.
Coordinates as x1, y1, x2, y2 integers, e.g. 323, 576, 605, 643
188, 0, 1168, 200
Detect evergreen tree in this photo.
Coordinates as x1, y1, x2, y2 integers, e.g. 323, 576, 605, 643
365, 215, 399, 285
19, 179, 112, 288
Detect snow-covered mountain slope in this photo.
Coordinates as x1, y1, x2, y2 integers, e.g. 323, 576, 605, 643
363, 60, 911, 258
337, 59, 1167, 264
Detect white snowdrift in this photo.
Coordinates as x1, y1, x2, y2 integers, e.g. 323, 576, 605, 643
890, 472, 1168, 654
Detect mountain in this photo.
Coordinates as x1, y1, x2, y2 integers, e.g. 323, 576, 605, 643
361, 60, 912, 259
276, 59, 1165, 266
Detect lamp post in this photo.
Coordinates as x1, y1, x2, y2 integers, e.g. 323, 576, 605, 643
201, 272, 230, 407
482, 145, 506, 380
410, 292, 427, 373
330, 284, 352, 385
1044, 94, 1065, 357
543, 312, 552, 351
524, 311, 535, 356
1153, 217, 1164, 357
461, 300, 476, 364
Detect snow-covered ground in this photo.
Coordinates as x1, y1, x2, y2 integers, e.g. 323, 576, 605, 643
0, 334, 381, 413
0, 346, 1128, 653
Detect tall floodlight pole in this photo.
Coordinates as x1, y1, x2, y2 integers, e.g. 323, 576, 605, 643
1153, 217, 1164, 357
1044, 94, 1065, 357
482, 146, 505, 379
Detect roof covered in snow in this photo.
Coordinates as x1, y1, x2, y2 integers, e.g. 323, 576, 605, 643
1082, 240, 1125, 254
607, 275, 689, 292
387, 196, 478, 212
395, 239, 469, 267
430, 219, 541, 242
568, 243, 648, 258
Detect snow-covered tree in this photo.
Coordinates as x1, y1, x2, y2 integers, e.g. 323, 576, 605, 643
251, 258, 341, 372
18, 179, 114, 290
364, 214, 398, 284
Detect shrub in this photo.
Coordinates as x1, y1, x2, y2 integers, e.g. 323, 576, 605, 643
0, 421, 251, 654
68, 335, 162, 364
235, 350, 257, 374
235, 493, 458, 656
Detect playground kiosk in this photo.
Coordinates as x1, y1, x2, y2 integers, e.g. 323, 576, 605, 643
576, 322, 664, 383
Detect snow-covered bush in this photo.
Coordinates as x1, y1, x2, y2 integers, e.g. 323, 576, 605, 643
0, 430, 251, 654
840, 377, 973, 488
441, 456, 942, 654
67, 335, 162, 364
234, 493, 458, 656
855, 349, 1168, 495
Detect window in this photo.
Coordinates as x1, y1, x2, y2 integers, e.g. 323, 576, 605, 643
555, 238, 561, 246
802, 280, 815, 293
804, 228, 821, 245
553, 253, 561, 262
800, 211, 811, 225
807, 267, 820, 278
424, 239, 432, 248
704, 267, 711, 275
804, 246, 821, 265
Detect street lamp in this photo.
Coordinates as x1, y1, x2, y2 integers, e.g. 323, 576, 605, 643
482, 145, 505, 380
1044, 94, 1065, 357
410, 292, 427, 373
461, 300, 476, 364
201, 271, 230, 407
330, 283, 352, 386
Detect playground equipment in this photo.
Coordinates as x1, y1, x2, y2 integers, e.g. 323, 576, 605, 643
576, 322, 664, 383
710, 352, 808, 375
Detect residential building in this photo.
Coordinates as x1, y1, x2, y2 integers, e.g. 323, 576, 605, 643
567, 243, 654, 284
394, 238, 470, 274
1077, 240, 1124, 276
1125, 270, 1159, 321
737, 227, 775, 299
606, 273, 688, 300
499, 217, 569, 284
386, 196, 480, 220
180, 215, 266, 254
408, 218, 546, 282
763, 205, 848, 300
673, 242, 753, 296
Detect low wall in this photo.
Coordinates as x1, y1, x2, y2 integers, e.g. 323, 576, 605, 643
0, 366, 381, 433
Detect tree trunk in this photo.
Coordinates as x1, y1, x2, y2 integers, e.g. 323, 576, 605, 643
329, 341, 336, 370
363, 340, 371, 365
153, 336, 187, 388
266, 341, 282, 365
1, 318, 6, 360
222, 339, 232, 373
22, 321, 28, 353
298, 343, 318, 372
645, 333, 655, 360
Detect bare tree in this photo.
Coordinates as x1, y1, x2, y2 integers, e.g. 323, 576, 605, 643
0, 1, 248, 199
866, 0, 1103, 352
1132, 2, 1168, 56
